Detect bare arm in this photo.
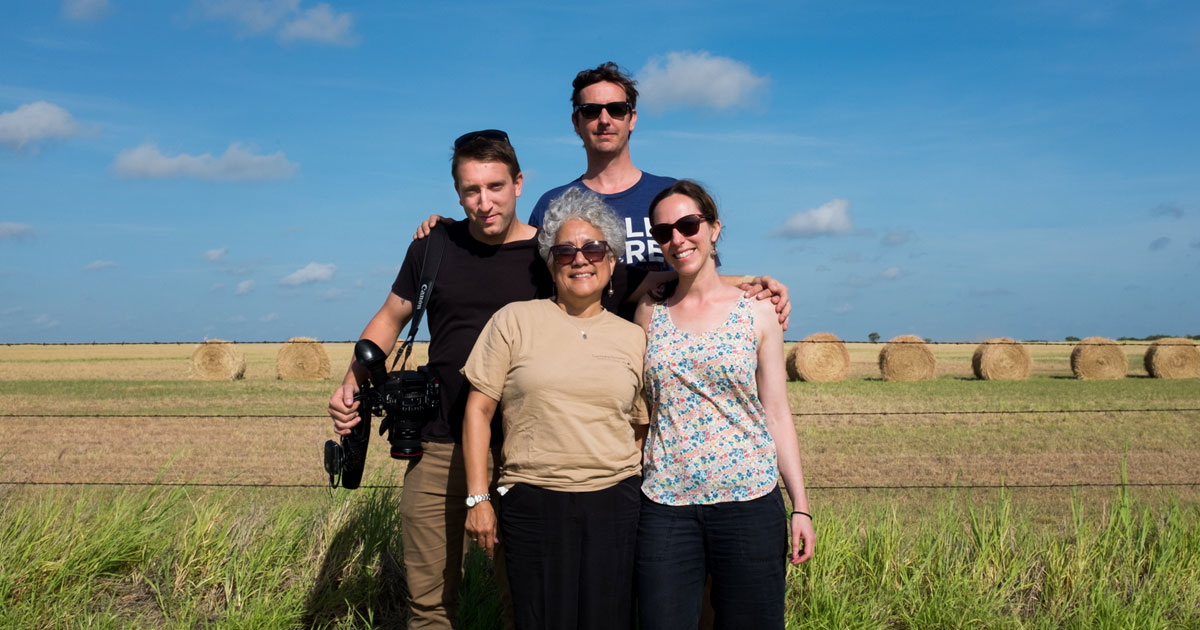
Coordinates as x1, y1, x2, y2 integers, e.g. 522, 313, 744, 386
463, 386, 500, 559
624, 271, 790, 330
327, 292, 414, 435
752, 299, 813, 565
730, 274, 791, 331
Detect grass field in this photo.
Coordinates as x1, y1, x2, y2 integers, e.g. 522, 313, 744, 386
1, 341, 1198, 628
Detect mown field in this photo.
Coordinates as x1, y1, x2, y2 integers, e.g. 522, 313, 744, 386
1, 341, 1198, 628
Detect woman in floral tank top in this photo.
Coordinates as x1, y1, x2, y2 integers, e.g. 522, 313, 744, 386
633, 180, 815, 630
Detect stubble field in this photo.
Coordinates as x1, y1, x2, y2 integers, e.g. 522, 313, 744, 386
1, 341, 1198, 628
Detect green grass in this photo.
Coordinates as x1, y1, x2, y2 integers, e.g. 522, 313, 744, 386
3, 345, 1198, 627
0, 379, 331, 416
2, 480, 1196, 629
790, 482, 1200, 629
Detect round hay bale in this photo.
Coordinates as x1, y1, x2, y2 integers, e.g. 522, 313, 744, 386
971, 338, 1031, 381
1143, 337, 1200, 379
1069, 337, 1126, 380
878, 335, 935, 382
276, 337, 332, 380
190, 340, 246, 380
787, 332, 850, 382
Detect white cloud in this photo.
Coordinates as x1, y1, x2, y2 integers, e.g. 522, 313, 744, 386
34, 314, 60, 328
113, 142, 298, 181
882, 231, 913, 246
831, 303, 854, 314
199, 0, 358, 45
209, 282, 226, 292
281, 262, 335, 285
260, 312, 279, 322
968, 287, 1013, 298
200, 0, 299, 32
318, 287, 350, 301
204, 247, 228, 261
843, 266, 904, 288
0, 223, 34, 240
235, 279, 255, 295
772, 199, 854, 238
84, 259, 117, 271
0, 102, 81, 149
63, 0, 110, 21
279, 3, 358, 45
637, 51, 768, 111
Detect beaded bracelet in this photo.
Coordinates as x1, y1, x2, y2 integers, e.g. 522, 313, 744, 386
791, 510, 812, 520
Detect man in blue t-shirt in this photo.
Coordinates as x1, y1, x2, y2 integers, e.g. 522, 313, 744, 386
527, 62, 675, 272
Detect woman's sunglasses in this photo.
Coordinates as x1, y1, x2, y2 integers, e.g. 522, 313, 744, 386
549, 241, 610, 265
649, 215, 705, 245
573, 101, 633, 120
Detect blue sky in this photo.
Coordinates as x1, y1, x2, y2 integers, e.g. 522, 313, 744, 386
2, 0, 1198, 343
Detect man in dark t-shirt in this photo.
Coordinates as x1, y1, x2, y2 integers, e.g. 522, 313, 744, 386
328, 130, 540, 630
330, 130, 679, 629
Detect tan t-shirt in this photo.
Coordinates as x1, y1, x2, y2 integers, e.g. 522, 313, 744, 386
462, 299, 648, 492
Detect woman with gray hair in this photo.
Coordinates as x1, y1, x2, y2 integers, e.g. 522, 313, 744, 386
461, 186, 647, 630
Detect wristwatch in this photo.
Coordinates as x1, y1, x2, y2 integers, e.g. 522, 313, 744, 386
465, 493, 490, 508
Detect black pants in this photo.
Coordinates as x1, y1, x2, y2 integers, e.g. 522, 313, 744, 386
636, 486, 788, 630
499, 475, 640, 630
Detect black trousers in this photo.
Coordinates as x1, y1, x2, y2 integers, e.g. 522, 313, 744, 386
636, 486, 788, 630
499, 475, 640, 630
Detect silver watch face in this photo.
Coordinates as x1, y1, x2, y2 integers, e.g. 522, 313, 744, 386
466, 496, 478, 507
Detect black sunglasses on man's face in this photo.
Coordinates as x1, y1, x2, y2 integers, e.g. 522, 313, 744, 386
454, 129, 510, 150
573, 101, 633, 120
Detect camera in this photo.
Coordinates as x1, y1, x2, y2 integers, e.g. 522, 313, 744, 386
324, 339, 440, 489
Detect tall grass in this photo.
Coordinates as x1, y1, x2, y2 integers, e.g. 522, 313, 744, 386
1, 481, 1196, 629
789, 479, 1200, 629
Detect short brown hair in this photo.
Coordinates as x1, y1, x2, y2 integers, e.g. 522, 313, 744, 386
451, 134, 521, 188
649, 179, 720, 225
571, 62, 639, 109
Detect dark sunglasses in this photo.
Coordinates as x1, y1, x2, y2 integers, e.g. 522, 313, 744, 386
549, 241, 610, 265
453, 129, 510, 149
649, 215, 705, 245
573, 101, 633, 120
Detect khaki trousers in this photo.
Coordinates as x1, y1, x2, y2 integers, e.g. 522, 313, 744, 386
399, 441, 508, 630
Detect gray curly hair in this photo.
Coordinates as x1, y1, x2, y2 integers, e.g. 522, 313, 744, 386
536, 187, 626, 263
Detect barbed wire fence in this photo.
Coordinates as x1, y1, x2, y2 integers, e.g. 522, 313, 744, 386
3, 407, 1198, 490
2, 340, 1197, 490
3, 339, 1199, 346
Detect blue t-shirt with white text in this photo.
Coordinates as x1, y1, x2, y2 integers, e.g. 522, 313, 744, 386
528, 172, 677, 272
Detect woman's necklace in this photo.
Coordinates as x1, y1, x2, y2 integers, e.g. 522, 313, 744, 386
555, 301, 605, 340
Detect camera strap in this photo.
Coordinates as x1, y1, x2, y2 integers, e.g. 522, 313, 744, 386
392, 225, 447, 371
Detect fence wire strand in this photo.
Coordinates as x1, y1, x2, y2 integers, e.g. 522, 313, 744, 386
2, 480, 1197, 490
4, 339, 1198, 347
3, 407, 1198, 420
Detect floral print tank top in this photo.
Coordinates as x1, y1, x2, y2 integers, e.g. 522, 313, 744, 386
642, 297, 778, 505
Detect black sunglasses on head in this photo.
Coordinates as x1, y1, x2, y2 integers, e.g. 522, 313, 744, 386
453, 129, 510, 150
549, 241, 610, 265
573, 101, 633, 120
649, 215, 705, 245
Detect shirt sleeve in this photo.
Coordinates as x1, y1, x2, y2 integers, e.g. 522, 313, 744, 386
390, 230, 429, 303
461, 306, 516, 402
527, 193, 550, 227
629, 327, 650, 425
